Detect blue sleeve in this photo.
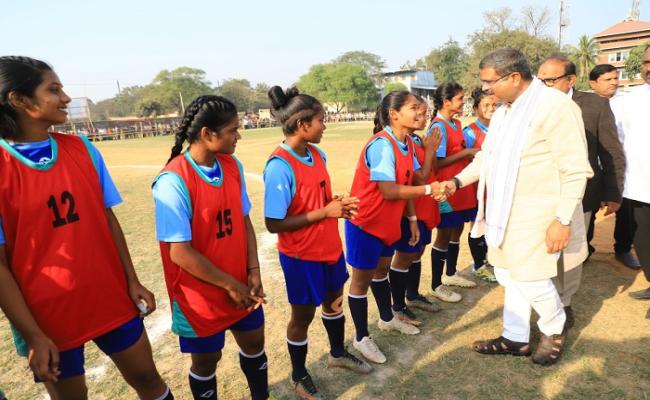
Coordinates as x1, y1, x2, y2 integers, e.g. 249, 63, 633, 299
463, 126, 476, 149
430, 122, 448, 158
263, 158, 295, 219
152, 173, 193, 242
84, 140, 123, 208
0, 217, 4, 245
413, 152, 421, 171
366, 138, 396, 182
234, 157, 251, 216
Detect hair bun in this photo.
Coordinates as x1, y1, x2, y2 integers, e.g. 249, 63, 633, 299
268, 86, 288, 109
268, 86, 301, 110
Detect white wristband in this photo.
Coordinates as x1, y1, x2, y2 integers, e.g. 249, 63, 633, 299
408, 215, 417, 222
424, 184, 432, 196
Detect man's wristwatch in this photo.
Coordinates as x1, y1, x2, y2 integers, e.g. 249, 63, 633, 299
555, 216, 571, 226
451, 177, 462, 190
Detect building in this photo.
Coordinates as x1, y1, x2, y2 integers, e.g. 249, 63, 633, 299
381, 70, 437, 101
593, 19, 650, 86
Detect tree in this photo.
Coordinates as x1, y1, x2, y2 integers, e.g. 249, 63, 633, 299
435, 39, 469, 83
415, 39, 469, 84
462, 29, 559, 89
250, 83, 271, 112
384, 82, 408, 93
483, 7, 515, 33
137, 100, 163, 118
148, 67, 215, 113
520, 5, 551, 37
298, 63, 378, 112
335, 51, 386, 77
625, 42, 650, 80
216, 79, 253, 112
572, 35, 599, 80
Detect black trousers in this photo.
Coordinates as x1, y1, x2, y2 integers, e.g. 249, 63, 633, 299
632, 201, 650, 281
614, 198, 637, 254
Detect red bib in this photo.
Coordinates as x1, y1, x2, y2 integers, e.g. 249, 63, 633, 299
0, 133, 136, 352
350, 130, 414, 245
158, 153, 250, 337
409, 134, 440, 230
434, 117, 477, 211
467, 122, 487, 149
269, 144, 342, 264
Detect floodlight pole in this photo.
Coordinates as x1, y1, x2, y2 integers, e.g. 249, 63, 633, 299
179, 92, 185, 114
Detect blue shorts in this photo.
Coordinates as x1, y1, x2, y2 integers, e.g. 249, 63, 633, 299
179, 307, 265, 354
345, 220, 395, 270
394, 218, 432, 253
279, 252, 349, 305
34, 316, 144, 382
438, 208, 478, 229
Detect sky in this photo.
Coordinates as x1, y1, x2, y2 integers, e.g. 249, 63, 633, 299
2, 0, 648, 102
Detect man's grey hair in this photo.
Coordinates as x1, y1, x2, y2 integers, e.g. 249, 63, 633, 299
479, 48, 533, 80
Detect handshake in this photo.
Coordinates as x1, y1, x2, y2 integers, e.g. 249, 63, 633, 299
429, 180, 458, 202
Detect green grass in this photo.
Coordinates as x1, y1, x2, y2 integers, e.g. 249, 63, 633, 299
1, 122, 650, 399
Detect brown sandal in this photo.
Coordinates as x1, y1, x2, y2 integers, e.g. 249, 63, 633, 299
472, 336, 532, 356
532, 333, 566, 366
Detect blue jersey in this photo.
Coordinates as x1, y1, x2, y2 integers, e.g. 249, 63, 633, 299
152, 156, 251, 242
0, 136, 121, 244
263, 143, 327, 220
365, 127, 421, 182
462, 120, 488, 149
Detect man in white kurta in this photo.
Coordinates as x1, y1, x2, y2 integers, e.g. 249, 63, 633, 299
611, 45, 650, 300
445, 48, 593, 366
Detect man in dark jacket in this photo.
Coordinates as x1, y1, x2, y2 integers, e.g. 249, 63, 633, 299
590, 64, 640, 269
538, 56, 626, 328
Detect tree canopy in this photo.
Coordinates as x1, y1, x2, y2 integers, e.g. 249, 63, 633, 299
298, 63, 378, 112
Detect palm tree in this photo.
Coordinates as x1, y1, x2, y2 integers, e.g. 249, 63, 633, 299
573, 35, 599, 79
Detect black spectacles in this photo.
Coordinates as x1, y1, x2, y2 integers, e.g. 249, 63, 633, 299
480, 73, 512, 87
541, 74, 570, 87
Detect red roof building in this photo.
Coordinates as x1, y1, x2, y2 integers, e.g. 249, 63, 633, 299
593, 20, 650, 86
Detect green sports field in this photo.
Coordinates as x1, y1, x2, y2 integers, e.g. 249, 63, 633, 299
1, 122, 649, 399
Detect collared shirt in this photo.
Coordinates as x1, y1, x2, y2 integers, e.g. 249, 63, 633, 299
611, 83, 650, 203
567, 87, 574, 98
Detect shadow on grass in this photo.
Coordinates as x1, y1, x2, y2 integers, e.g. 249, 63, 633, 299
256, 252, 650, 400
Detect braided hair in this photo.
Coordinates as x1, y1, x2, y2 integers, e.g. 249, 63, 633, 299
267, 86, 323, 135
432, 82, 463, 118
0, 56, 53, 138
167, 95, 237, 163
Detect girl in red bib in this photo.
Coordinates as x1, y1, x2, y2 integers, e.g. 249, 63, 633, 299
0, 57, 172, 399
263, 86, 370, 399
345, 91, 445, 364
390, 96, 443, 325
152, 96, 268, 400
430, 83, 478, 304
462, 88, 497, 283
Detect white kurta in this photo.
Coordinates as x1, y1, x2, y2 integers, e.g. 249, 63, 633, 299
611, 83, 650, 204
457, 85, 593, 281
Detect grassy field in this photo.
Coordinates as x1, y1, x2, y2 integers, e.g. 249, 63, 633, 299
1, 122, 649, 399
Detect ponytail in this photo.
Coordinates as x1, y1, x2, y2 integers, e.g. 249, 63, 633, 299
432, 82, 464, 119
374, 90, 412, 134
166, 95, 237, 164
